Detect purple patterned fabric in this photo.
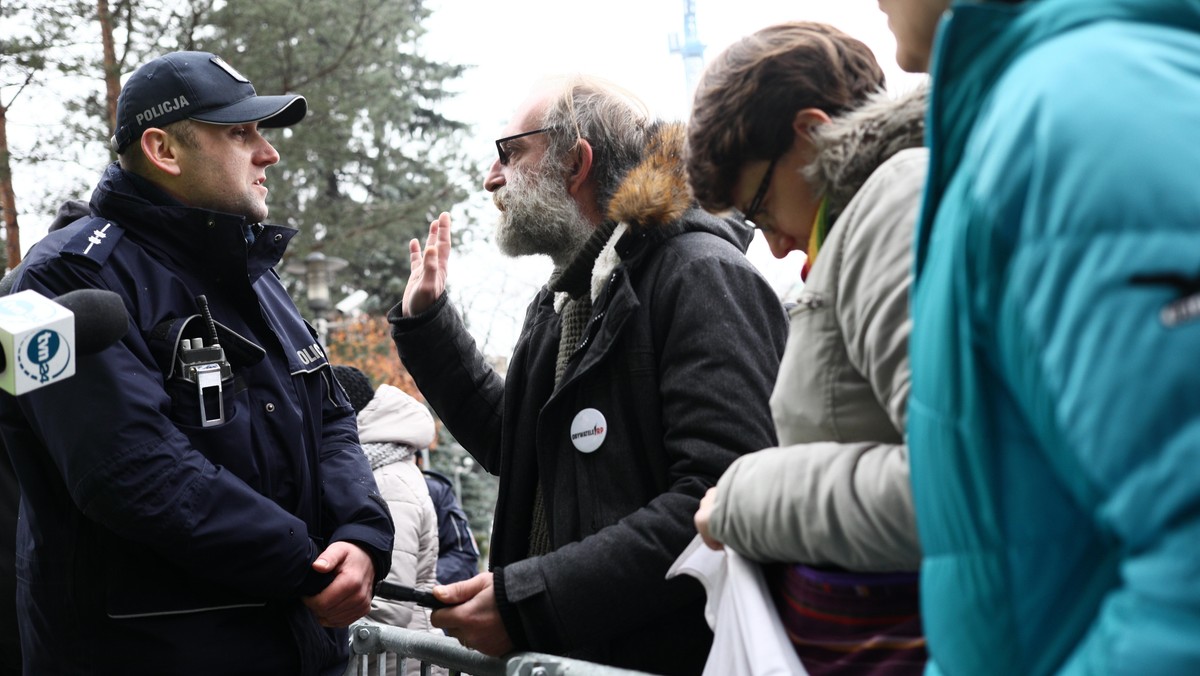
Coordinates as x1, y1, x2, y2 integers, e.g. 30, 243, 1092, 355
768, 564, 927, 675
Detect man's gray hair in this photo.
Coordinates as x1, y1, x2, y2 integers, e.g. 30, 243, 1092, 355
539, 75, 650, 214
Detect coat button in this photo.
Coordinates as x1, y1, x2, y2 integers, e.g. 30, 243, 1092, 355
265, 402, 276, 413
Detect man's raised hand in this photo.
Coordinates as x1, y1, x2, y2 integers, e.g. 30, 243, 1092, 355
402, 212, 453, 317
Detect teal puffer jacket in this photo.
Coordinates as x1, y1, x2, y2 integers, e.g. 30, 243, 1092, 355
909, 0, 1200, 674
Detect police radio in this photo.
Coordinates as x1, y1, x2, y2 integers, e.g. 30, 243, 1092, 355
174, 295, 232, 427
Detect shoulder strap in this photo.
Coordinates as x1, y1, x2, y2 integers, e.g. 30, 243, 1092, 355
61, 216, 126, 269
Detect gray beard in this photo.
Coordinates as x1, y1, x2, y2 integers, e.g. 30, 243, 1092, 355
493, 160, 594, 267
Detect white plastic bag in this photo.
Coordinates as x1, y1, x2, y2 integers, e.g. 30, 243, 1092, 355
667, 536, 808, 676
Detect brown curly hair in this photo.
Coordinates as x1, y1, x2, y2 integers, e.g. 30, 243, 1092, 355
685, 22, 886, 212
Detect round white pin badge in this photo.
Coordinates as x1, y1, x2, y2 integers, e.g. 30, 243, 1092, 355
569, 408, 607, 453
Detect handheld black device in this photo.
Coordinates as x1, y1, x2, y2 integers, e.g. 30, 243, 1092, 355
375, 581, 454, 609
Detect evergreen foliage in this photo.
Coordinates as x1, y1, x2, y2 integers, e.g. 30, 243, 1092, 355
3, 0, 477, 313
194, 0, 475, 313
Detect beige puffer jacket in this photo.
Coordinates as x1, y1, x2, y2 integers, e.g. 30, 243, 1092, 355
707, 87, 928, 571
356, 384, 443, 674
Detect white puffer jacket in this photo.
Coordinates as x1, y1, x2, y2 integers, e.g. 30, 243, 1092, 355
356, 384, 443, 671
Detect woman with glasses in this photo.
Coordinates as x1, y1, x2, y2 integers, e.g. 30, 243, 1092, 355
686, 21, 929, 675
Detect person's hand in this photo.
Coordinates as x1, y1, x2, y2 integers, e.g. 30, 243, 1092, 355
694, 486, 725, 551
429, 572, 513, 656
402, 212, 453, 317
302, 541, 376, 627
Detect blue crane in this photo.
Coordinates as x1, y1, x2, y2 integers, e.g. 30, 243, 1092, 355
668, 0, 706, 97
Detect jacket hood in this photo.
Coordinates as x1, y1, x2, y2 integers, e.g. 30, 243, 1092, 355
804, 84, 928, 223
547, 120, 752, 307
567, 120, 750, 304
603, 120, 751, 250
50, 199, 90, 232
357, 384, 436, 448
605, 121, 693, 231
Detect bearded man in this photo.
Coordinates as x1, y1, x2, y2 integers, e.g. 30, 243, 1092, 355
387, 75, 787, 675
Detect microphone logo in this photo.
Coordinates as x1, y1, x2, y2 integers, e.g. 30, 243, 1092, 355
18, 329, 71, 384
0, 295, 58, 323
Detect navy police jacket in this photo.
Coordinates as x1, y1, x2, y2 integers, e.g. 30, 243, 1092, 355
423, 469, 480, 584
0, 164, 393, 675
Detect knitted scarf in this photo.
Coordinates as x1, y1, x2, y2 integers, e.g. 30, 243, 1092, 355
361, 442, 417, 471
526, 219, 620, 557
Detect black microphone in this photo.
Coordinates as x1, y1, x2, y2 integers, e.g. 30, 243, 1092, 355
53, 289, 130, 356
0, 288, 129, 394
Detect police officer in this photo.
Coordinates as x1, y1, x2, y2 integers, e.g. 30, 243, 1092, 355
0, 52, 393, 675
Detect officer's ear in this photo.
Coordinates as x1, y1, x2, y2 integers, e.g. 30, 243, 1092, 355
140, 128, 184, 177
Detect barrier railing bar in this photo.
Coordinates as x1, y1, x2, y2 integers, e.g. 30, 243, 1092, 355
346, 622, 659, 676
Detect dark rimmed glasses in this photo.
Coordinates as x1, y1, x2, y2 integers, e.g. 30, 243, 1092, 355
495, 128, 553, 165
742, 156, 780, 229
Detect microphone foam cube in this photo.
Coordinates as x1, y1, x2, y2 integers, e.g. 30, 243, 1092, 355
0, 289, 77, 395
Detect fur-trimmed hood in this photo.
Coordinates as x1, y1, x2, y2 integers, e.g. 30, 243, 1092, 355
803, 83, 928, 222
605, 121, 694, 230
566, 120, 749, 305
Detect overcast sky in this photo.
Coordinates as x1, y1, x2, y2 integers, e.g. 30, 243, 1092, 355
419, 0, 927, 355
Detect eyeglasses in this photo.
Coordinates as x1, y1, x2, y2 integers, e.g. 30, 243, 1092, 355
495, 127, 553, 165
742, 156, 779, 229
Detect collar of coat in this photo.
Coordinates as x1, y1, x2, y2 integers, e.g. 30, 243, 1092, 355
555, 121, 696, 309
802, 84, 928, 224
604, 121, 693, 233
91, 163, 297, 284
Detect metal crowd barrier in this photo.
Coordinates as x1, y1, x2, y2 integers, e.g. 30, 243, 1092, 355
344, 621, 658, 676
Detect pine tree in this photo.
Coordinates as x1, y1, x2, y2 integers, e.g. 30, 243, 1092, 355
194, 0, 474, 314
0, 0, 92, 268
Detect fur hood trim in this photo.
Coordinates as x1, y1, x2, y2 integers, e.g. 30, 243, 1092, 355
605, 122, 693, 230
803, 83, 929, 220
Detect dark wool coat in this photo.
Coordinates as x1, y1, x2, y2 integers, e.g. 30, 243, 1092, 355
2, 164, 393, 676
390, 123, 788, 675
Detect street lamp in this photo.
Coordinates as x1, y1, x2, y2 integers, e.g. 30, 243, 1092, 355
285, 251, 348, 344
